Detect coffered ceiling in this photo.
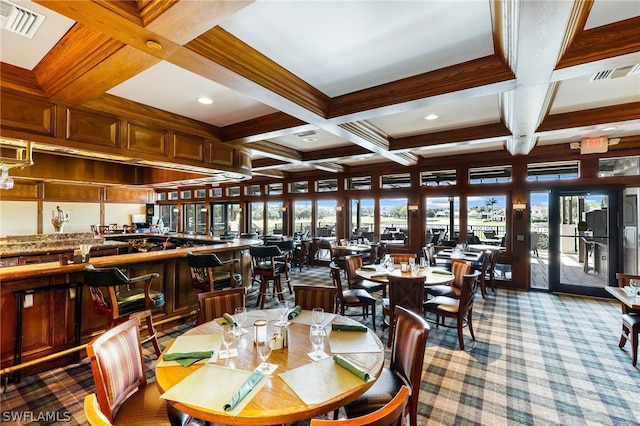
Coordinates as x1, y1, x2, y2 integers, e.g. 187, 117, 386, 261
1, 0, 639, 185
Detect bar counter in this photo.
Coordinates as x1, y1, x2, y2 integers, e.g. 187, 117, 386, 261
0, 236, 261, 378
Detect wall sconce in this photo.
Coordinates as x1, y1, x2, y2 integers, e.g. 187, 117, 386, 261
200, 208, 208, 212
172, 208, 179, 213
0, 140, 34, 190
408, 204, 419, 213
513, 200, 527, 219
335, 205, 343, 213
280, 206, 287, 212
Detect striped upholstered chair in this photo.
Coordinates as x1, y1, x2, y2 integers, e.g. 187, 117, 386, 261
196, 287, 245, 325
344, 307, 429, 426
293, 285, 336, 313
85, 317, 198, 425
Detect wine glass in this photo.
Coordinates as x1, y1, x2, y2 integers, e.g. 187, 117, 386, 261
387, 257, 395, 272
257, 337, 273, 372
309, 325, 325, 356
234, 307, 247, 335
312, 308, 324, 326
630, 279, 640, 297
220, 324, 236, 357
277, 301, 289, 325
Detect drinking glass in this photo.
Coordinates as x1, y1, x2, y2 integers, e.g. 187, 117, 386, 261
234, 307, 247, 335
630, 279, 640, 297
312, 308, 324, 326
221, 324, 236, 357
277, 301, 289, 325
387, 257, 395, 272
309, 325, 325, 355
257, 337, 273, 372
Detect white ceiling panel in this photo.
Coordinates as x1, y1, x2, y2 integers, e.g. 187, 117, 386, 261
221, 1, 494, 97
585, 0, 640, 29
267, 129, 350, 152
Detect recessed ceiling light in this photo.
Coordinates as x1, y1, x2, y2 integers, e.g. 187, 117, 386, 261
302, 137, 318, 143
602, 126, 616, 131
424, 114, 439, 120
196, 97, 214, 105
145, 40, 162, 50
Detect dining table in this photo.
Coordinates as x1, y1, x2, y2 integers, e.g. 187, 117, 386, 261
356, 264, 455, 286
434, 249, 484, 266
605, 286, 640, 311
155, 309, 385, 425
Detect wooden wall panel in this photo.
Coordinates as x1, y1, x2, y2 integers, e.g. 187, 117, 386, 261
209, 142, 234, 166
1, 181, 39, 200
105, 186, 154, 203
44, 183, 102, 201
66, 108, 120, 147
238, 148, 252, 172
0, 92, 55, 136
173, 133, 204, 161
127, 123, 167, 156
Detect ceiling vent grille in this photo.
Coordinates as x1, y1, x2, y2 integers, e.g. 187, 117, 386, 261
0, 0, 45, 38
628, 64, 640, 76
590, 69, 614, 82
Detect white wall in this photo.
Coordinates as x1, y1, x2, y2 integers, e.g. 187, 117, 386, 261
43, 202, 100, 234
105, 203, 146, 228
0, 201, 38, 237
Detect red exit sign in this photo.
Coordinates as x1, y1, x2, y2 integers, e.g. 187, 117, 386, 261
580, 137, 608, 154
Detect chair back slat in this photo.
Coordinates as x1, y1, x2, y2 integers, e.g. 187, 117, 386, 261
196, 288, 245, 325
294, 285, 336, 313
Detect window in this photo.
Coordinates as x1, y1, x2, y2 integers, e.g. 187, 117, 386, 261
527, 161, 579, 181
195, 189, 206, 198
267, 202, 284, 235
381, 173, 411, 189
250, 202, 264, 235
421, 169, 456, 186
184, 203, 207, 234
350, 199, 374, 241
157, 192, 167, 201
168, 191, 179, 200
469, 165, 512, 184
293, 200, 312, 236
425, 197, 459, 243
227, 186, 240, 197
211, 203, 240, 236
181, 190, 192, 199
599, 155, 640, 177
316, 200, 337, 238
159, 205, 179, 232
347, 176, 371, 190
245, 184, 261, 196
379, 198, 407, 243
210, 187, 222, 197
290, 181, 308, 193
316, 178, 338, 192
267, 183, 283, 195
467, 195, 507, 243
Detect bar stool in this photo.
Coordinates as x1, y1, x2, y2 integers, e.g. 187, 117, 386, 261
83, 265, 165, 357
186, 252, 243, 293
250, 245, 285, 309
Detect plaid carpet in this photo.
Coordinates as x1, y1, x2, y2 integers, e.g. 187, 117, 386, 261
2, 265, 639, 425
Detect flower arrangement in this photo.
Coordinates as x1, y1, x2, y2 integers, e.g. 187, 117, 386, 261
52, 206, 70, 232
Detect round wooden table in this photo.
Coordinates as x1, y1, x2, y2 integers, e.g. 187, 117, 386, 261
356, 265, 455, 286
155, 310, 384, 425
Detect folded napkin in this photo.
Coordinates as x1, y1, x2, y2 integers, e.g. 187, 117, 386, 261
332, 324, 367, 332
431, 269, 452, 275
223, 370, 263, 411
288, 305, 302, 320
333, 354, 370, 381
223, 313, 237, 326
370, 273, 388, 278
360, 265, 377, 270
162, 351, 214, 367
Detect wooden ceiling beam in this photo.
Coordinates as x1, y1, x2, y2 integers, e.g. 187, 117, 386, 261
221, 112, 310, 143
391, 122, 511, 150
248, 141, 303, 163
537, 102, 640, 133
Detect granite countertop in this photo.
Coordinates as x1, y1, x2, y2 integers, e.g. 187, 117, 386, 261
0, 233, 127, 256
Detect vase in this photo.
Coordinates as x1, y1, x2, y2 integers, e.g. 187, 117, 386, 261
53, 223, 65, 233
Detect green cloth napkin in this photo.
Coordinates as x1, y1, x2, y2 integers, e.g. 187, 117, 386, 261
431, 269, 452, 276
370, 273, 388, 278
223, 313, 237, 325
333, 354, 370, 381
360, 265, 377, 270
332, 324, 368, 332
288, 305, 302, 320
162, 351, 214, 367
223, 370, 263, 411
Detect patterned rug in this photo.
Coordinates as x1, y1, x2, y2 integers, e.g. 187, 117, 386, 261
1, 265, 639, 425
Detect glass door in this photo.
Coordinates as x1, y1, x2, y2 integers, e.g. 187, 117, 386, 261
548, 189, 620, 296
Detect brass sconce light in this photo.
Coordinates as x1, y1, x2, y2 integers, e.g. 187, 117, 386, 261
513, 200, 527, 219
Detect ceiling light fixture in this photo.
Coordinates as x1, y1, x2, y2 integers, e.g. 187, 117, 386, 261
145, 40, 162, 50
196, 97, 214, 105
601, 126, 617, 131
302, 137, 317, 143
424, 114, 439, 120
0, 140, 33, 190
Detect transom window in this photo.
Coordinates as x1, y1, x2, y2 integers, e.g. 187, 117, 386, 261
381, 173, 411, 189
316, 178, 338, 192
421, 169, 456, 186
469, 165, 512, 184
347, 176, 371, 190
527, 161, 579, 181
599, 155, 640, 177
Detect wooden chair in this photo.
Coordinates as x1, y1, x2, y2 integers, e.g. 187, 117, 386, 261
86, 318, 196, 425
615, 273, 640, 366
477, 250, 492, 299
83, 265, 164, 357
424, 258, 472, 299
294, 239, 311, 271
330, 265, 376, 331
272, 240, 296, 293
330, 240, 348, 271
309, 238, 322, 267
250, 245, 286, 309
344, 254, 387, 298
196, 287, 245, 325
421, 244, 436, 266
293, 285, 336, 313
424, 273, 479, 350
186, 252, 243, 293
388, 253, 416, 264
312, 386, 409, 426
485, 248, 497, 293
344, 307, 429, 426
382, 275, 425, 346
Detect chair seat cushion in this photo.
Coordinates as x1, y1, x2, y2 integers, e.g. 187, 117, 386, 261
343, 289, 376, 304
425, 284, 455, 298
622, 313, 640, 329
211, 272, 243, 291
115, 289, 165, 316
352, 279, 385, 294
344, 368, 405, 418
424, 295, 459, 313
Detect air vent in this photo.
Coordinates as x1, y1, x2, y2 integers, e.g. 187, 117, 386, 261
628, 64, 640, 76
590, 69, 614, 82
0, 0, 45, 38
294, 130, 318, 138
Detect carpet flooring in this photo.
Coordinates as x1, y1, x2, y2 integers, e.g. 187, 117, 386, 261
2, 265, 639, 425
